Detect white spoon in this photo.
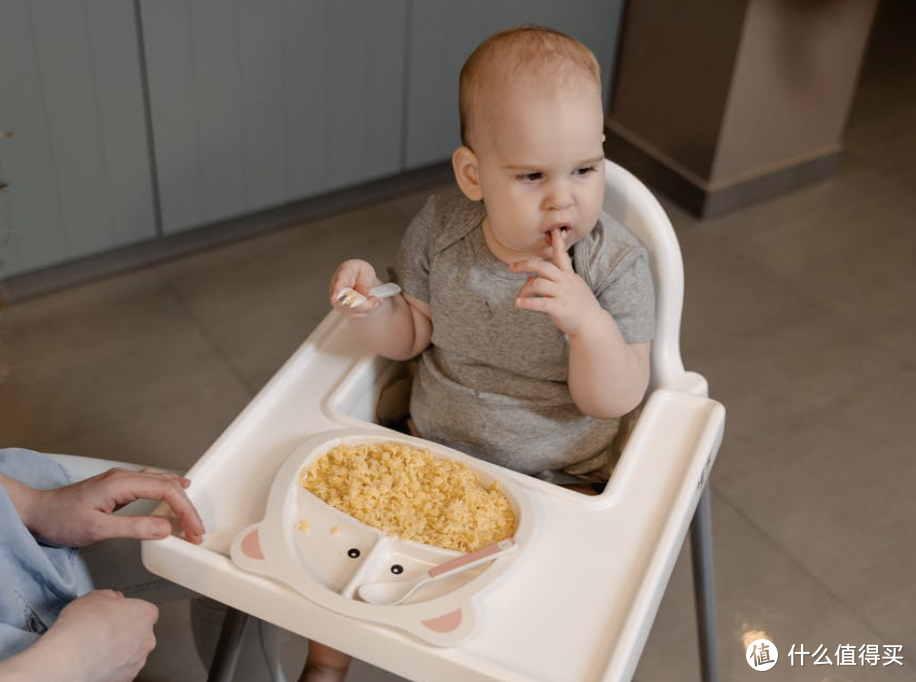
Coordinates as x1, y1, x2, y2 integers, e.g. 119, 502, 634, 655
357, 538, 517, 605
335, 282, 401, 308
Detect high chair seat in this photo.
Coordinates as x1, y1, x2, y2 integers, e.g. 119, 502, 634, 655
140, 159, 725, 682
602, 159, 707, 397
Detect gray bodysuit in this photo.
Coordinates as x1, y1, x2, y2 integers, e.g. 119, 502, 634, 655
392, 187, 655, 479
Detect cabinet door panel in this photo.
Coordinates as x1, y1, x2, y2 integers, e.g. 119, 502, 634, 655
239, 0, 287, 211
142, 0, 407, 234
0, 0, 155, 277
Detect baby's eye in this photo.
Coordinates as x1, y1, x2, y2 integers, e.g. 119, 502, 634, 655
573, 165, 597, 177
517, 172, 543, 183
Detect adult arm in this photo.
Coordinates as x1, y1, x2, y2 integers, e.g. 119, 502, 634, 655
0, 467, 205, 547
0, 590, 157, 682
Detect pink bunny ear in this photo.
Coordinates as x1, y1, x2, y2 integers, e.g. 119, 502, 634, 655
421, 608, 463, 633
240, 528, 265, 560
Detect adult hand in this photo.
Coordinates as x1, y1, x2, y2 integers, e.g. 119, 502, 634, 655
510, 228, 606, 336
28, 467, 205, 547
27, 590, 158, 682
329, 259, 386, 318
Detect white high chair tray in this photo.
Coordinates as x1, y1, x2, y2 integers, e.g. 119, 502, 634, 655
142, 314, 724, 682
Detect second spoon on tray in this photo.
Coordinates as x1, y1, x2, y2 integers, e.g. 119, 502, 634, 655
357, 538, 517, 605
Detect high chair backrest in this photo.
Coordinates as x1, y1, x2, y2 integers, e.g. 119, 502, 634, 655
602, 159, 707, 397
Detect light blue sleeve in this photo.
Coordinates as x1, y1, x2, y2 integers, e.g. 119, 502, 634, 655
0, 449, 92, 660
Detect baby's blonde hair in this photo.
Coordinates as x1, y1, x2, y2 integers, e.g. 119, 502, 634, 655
458, 25, 601, 147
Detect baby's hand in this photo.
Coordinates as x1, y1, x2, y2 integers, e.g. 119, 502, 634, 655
510, 229, 604, 336
330, 259, 385, 318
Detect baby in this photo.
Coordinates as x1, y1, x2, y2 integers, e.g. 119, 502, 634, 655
313, 26, 654, 677
332, 24, 654, 480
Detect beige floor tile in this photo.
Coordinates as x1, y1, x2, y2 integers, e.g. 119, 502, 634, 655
0, 269, 248, 453
714, 368, 916, 652
635, 492, 916, 682
685, 167, 916, 368
688, 310, 901, 442
677, 230, 825, 347
45, 385, 251, 472
151, 202, 411, 391
727, 187, 914, 304
827, 275, 916, 365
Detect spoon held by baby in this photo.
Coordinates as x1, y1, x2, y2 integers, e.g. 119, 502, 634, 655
335, 282, 401, 308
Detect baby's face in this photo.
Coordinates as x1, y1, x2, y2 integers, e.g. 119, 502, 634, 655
471, 81, 606, 264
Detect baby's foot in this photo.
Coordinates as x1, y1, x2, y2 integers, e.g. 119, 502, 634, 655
300, 663, 349, 682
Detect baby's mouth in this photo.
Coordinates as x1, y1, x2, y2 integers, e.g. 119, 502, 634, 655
544, 225, 570, 246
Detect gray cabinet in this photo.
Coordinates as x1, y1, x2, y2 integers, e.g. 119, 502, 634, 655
0, 0, 157, 277
141, 0, 408, 234
0, 0, 625, 278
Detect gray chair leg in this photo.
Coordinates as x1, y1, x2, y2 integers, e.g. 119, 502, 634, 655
690, 485, 719, 682
206, 607, 251, 682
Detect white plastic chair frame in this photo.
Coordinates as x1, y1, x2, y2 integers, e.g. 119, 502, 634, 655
601, 159, 719, 682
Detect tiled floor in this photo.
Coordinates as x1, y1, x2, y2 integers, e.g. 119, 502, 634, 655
1, 2, 914, 681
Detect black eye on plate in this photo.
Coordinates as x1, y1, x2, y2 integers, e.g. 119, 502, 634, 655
347, 548, 360, 558
390, 564, 404, 574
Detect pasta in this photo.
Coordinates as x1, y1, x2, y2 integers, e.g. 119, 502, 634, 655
299, 441, 517, 552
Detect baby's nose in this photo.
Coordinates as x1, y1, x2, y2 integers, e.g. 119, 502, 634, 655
544, 184, 574, 211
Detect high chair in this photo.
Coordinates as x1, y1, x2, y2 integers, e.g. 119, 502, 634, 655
140, 159, 726, 682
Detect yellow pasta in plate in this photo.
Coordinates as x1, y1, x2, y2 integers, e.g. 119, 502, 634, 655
299, 441, 517, 553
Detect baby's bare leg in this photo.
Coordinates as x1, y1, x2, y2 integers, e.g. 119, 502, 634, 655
298, 641, 351, 682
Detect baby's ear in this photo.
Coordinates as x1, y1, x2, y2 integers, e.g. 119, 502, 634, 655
452, 146, 483, 201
